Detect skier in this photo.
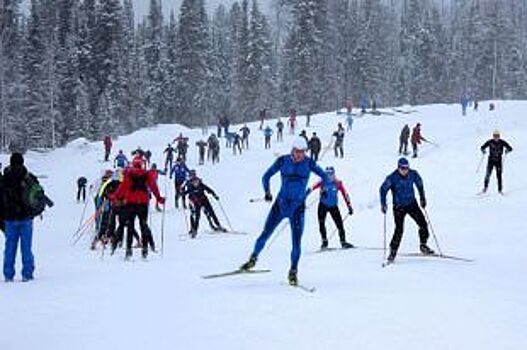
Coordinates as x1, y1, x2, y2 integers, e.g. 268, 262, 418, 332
223, 117, 230, 136
379, 157, 434, 263
144, 150, 152, 168
308, 132, 321, 162
91, 172, 121, 250
308, 166, 354, 249
225, 131, 235, 148
113, 157, 165, 259
170, 157, 190, 209
306, 111, 311, 127
346, 113, 354, 131
164, 143, 175, 171
333, 123, 345, 158
276, 118, 284, 142
196, 140, 208, 165
2, 153, 53, 282
217, 117, 222, 138
239, 137, 331, 286
461, 94, 469, 116
232, 133, 242, 155
208, 134, 220, 164
410, 123, 427, 158
288, 110, 297, 135
480, 130, 513, 194
103, 135, 112, 162
132, 147, 145, 160
174, 134, 189, 161
114, 150, 129, 169
183, 170, 227, 237
399, 124, 410, 155
259, 109, 266, 130
150, 163, 167, 212
77, 176, 88, 203
263, 125, 273, 149
240, 125, 251, 149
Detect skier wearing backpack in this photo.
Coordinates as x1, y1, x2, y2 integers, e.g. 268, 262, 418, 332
307, 166, 354, 250
2, 153, 53, 282
113, 158, 165, 259
379, 157, 434, 263
480, 130, 513, 194
399, 124, 410, 155
77, 176, 88, 202
239, 137, 331, 286
182, 170, 227, 237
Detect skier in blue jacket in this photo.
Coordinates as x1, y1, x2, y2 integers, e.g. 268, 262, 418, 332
240, 137, 331, 286
114, 150, 129, 169
170, 158, 190, 209
379, 157, 434, 263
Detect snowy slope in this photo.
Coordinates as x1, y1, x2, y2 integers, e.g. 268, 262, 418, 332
1, 101, 526, 350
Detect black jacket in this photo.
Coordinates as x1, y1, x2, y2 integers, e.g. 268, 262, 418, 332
481, 139, 513, 163
2, 165, 33, 221
308, 137, 322, 153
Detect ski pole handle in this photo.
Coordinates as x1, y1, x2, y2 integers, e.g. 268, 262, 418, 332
249, 198, 266, 203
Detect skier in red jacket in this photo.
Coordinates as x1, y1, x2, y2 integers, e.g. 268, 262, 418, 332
411, 123, 427, 158
113, 158, 165, 259
103, 135, 112, 162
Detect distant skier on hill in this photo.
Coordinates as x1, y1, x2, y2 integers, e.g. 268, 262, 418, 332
170, 157, 190, 209
379, 157, 435, 264
103, 135, 112, 162
114, 150, 129, 169
411, 123, 427, 158
77, 176, 88, 203
307, 166, 354, 250
276, 119, 284, 142
461, 94, 469, 116
263, 126, 273, 149
196, 140, 207, 165
208, 134, 220, 164
164, 143, 175, 171
399, 124, 410, 155
308, 132, 321, 161
233, 133, 242, 155
240, 125, 251, 149
480, 130, 513, 194
333, 123, 345, 158
174, 134, 189, 161
288, 110, 297, 135
346, 113, 354, 131
239, 137, 331, 286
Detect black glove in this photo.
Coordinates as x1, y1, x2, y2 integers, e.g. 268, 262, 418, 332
264, 192, 273, 202
481, 149, 486, 154
420, 198, 427, 209
381, 205, 387, 214
348, 206, 354, 215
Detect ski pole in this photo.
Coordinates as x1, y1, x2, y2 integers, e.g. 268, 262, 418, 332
216, 199, 234, 232
383, 212, 387, 264
326, 213, 351, 242
76, 196, 90, 235
423, 208, 444, 256
249, 197, 266, 203
161, 203, 166, 257
476, 153, 485, 173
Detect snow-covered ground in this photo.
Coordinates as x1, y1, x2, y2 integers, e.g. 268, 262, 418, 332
1, 101, 526, 350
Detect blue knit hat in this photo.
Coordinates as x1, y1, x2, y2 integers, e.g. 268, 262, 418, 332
398, 157, 409, 169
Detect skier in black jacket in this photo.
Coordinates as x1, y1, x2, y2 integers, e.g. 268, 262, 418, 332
308, 132, 322, 161
182, 171, 227, 237
480, 130, 513, 194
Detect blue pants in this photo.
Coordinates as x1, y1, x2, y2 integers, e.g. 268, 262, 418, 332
3, 220, 34, 280
252, 200, 305, 270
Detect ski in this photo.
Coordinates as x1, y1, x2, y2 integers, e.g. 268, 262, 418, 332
201, 268, 271, 279
282, 282, 316, 293
205, 230, 249, 236
400, 252, 474, 263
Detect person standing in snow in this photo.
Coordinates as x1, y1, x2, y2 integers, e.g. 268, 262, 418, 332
183, 170, 226, 237
114, 150, 129, 169
77, 176, 88, 203
196, 140, 208, 165
232, 133, 242, 155
263, 126, 273, 149
307, 166, 354, 250
399, 124, 410, 155
461, 94, 469, 116
308, 132, 321, 162
346, 113, 354, 131
164, 143, 175, 171
379, 157, 434, 263
480, 130, 513, 194
113, 157, 165, 259
288, 110, 297, 135
410, 123, 427, 158
333, 123, 345, 158
239, 137, 331, 286
240, 125, 251, 149
170, 157, 190, 209
276, 119, 284, 142
103, 135, 112, 162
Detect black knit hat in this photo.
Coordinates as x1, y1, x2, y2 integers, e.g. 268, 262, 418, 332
10, 152, 24, 166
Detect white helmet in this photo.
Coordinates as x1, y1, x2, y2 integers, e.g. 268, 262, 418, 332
291, 137, 308, 151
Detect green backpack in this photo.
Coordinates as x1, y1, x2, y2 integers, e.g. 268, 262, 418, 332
21, 174, 48, 218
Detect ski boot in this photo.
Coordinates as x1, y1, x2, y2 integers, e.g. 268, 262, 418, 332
216, 226, 228, 233
320, 240, 328, 250
189, 229, 197, 239
341, 241, 355, 249
125, 249, 133, 260
141, 247, 148, 259
420, 244, 435, 255
240, 255, 257, 271
288, 269, 298, 286
387, 249, 396, 263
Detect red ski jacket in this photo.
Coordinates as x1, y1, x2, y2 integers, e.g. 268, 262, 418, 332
113, 167, 163, 205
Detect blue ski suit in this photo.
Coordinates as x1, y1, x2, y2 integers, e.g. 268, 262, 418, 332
251, 155, 330, 270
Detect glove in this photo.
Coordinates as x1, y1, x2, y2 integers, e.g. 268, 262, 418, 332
481, 149, 486, 154
420, 198, 427, 209
264, 192, 273, 202
348, 206, 354, 215
157, 197, 166, 205
381, 205, 387, 214
214, 194, 220, 201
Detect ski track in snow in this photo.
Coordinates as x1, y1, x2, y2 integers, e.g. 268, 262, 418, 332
1, 102, 526, 350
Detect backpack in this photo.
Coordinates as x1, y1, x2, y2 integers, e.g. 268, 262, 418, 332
21, 174, 48, 218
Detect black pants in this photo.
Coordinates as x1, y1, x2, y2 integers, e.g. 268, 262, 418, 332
311, 150, 320, 162
277, 130, 283, 142
334, 143, 344, 158
199, 150, 205, 165
484, 160, 503, 191
318, 203, 347, 242
233, 141, 242, 155
212, 150, 220, 164
242, 137, 249, 149
412, 142, 418, 157
265, 136, 271, 149
175, 180, 186, 208
165, 157, 173, 172
109, 206, 133, 248
391, 202, 429, 252
104, 149, 111, 162
77, 185, 86, 202
190, 200, 221, 232
126, 204, 155, 254
399, 139, 408, 155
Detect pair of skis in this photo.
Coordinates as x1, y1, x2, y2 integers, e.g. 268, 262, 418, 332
202, 269, 316, 293
382, 252, 474, 267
